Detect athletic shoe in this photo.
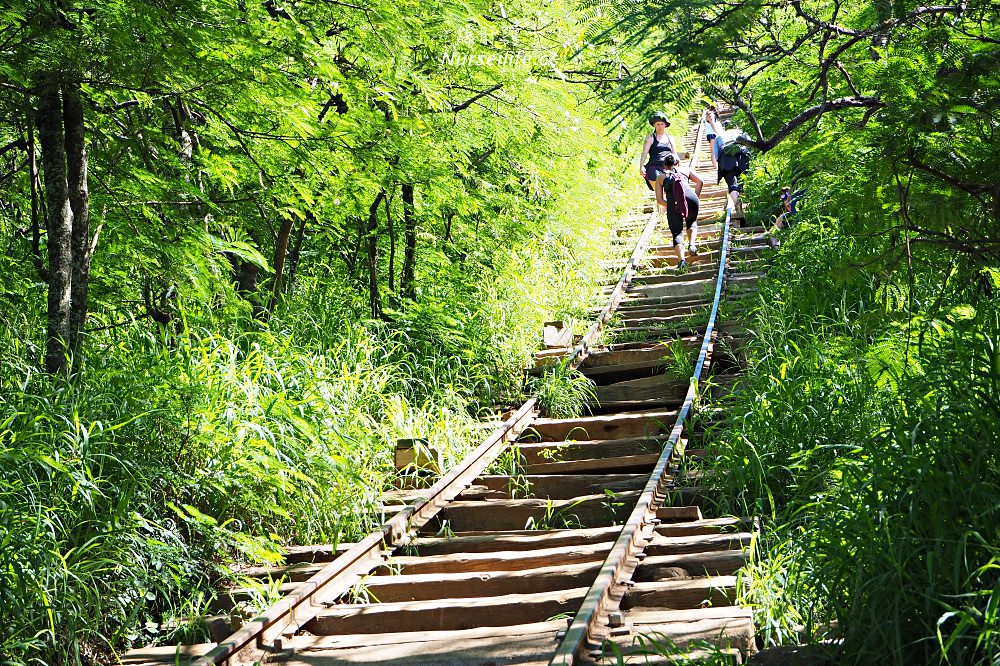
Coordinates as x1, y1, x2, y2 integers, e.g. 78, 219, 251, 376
688, 244, 700, 255
677, 260, 688, 273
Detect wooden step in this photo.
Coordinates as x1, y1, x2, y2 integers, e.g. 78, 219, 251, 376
610, 607, 755, 654
522, 454, 660, 475
635, 549, 750, 580
440, 491, 639, 530
304, 586, 590, 634
646, 532, 754, 556
344, 559, 604, 603
526, 409, 678, 441
622, 576, 738, 610
654, 516, 752, 537
280, 621, 564, 665
473, 473, 648, 500
384, 541, 614, 575
406, 526, 621, 555
516, 435, 667, 464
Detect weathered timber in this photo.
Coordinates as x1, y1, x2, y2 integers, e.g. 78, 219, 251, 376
525, 409, 678, 441
516, 435, 667, 464
405, 526, 622, 555
634, 549, 751, 580
280, 620, 564, 665
473, 473, 649, 499
645, 532, 754, 556
440, 491, 639, 531
380, 541, 614, 575
339, 559, 603, 603
304, 586, 590, 634
622, 576, 738, 610
653, 516, 752, 537
592, 374, 688, 406
611, 607, 755, 654
522, 453, 660, 475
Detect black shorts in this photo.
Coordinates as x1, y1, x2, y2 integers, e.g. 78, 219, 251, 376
666, 192, 700, 244
719, 169, 742, 193
645, 162, 670, 186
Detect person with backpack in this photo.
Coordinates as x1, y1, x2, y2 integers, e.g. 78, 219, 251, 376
639, 111, 679, 212
707, 115, 751, 220
655, 152, 704, 270
776, 186, 797, 228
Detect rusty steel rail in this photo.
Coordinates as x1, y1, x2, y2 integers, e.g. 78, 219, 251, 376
188, 192, 666, 666
549, 114, 734, 665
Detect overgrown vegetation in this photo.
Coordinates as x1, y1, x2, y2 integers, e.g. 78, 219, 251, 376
573, 1, 1000, 662
712, 216, 1000, 664
0, 0, 651, 662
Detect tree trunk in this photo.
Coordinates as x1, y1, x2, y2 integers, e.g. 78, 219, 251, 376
367, 190, 386, 319
385, 193, 395, 292
25, 98, 47, 280
286, 212, 309, 293
401, 182, 416, 296
36, 80, 74, 375
268, 216, 294, 312
63, 81, 91, 357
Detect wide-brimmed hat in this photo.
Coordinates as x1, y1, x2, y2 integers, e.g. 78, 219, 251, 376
648, 111, 670, 126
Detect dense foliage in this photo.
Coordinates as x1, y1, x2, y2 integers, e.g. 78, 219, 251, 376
577, 1, 1000, 663
0, 1, 646, 663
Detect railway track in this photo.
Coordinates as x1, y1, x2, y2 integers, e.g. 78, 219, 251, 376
123, 111, 771, 666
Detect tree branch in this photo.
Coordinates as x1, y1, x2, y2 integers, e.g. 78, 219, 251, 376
449, 84, 504, 112
744, 96, 885, 152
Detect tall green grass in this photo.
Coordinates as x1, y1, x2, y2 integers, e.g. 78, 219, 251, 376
705, 216, 1000, 664
0, 188, 628, 666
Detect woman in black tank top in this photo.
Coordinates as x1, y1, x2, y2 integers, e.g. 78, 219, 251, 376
639, 112, 678, 212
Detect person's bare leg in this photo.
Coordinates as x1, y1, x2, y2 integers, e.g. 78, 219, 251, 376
675, 238, 687, 265
687, 222, 699, 252
652, 180, 667, 216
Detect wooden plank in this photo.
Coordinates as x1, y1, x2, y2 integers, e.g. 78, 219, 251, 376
615, 295, 710, 311
593, 375, 687, 405
281, 620, 563, 665
516, 435, 666, 464
382, 541, 614, 575
653, 516, 752, 537
440, 491, 639, 531
122, 644, 216, 666
645, 532, 754, 556
578, 342, 697, 369
346, 559, 603, 603
614, 607, 755, 654
609, 280, 713, 300
305, 586, 590, 634
634, 549, 750, 580
588, 398, 686, 413
655, 506, 702, 522
622, 576, 738, 610
474, 473, 649, 499
610, 302, 709, 318
620, 312, 703, 328
522, 454, 660, 475
526, 408, 678, 441
407, 525, 622, 555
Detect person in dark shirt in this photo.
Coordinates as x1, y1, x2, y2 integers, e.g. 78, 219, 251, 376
776, 186, 796, 228
639, 112, 679, 214
706, 113, 751, 220
656, 153, 704, 270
